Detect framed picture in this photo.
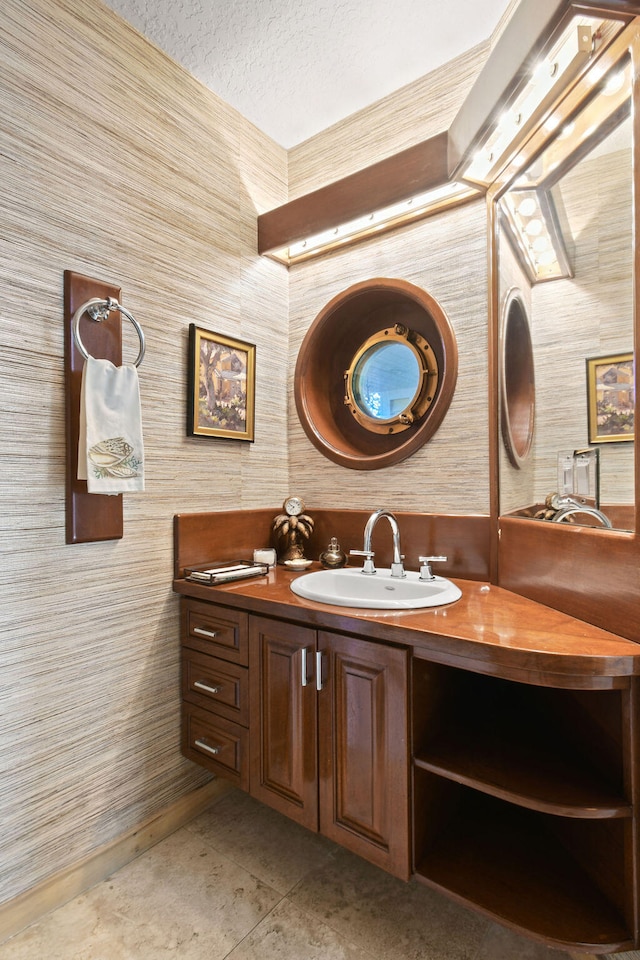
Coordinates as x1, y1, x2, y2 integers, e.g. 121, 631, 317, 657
586, 352, 634, 443
187, 325, 255, 441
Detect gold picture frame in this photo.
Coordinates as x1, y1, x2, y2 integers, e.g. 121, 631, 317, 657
187, 325, 255, 441
586, 352, 634, 444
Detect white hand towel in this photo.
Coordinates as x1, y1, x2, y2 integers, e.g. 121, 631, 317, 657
78, 356, 145, 493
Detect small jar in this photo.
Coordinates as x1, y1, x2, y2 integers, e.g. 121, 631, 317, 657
319, 537, 347, 569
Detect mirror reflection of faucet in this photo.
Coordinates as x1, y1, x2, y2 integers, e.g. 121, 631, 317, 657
547, 494, 612, 528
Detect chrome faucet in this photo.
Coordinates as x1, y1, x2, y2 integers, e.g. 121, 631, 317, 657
550, 494, 613, 529
350, 508, 406, 578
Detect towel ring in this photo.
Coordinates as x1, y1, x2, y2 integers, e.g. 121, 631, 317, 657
72, 297, 145, 367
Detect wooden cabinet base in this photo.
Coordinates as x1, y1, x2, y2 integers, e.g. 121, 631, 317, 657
175, 578, 640, 954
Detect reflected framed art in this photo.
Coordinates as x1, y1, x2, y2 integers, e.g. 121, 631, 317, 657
586, 352, 634, 443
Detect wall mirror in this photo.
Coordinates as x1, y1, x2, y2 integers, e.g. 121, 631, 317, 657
496, 50, 635, 533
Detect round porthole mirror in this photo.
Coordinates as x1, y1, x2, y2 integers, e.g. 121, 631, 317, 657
344, 324, 439, 433
294, 278, 458, 470
501, 289, 535, 468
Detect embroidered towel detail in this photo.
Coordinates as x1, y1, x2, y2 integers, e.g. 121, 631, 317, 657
78, 356, 145, 493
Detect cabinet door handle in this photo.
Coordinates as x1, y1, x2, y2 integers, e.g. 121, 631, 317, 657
194, 739, 220, 757
193, 680, 222, 695
193, 626, 219, 639
301, 647, 308, 687
316, 651, 324, 691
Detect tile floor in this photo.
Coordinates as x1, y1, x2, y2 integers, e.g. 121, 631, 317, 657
1, 787, 573, 959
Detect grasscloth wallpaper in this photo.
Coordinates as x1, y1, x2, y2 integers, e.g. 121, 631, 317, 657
1, 0, 289, 905
1, 0, 491, 909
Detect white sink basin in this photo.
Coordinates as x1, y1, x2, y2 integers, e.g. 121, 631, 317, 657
289, 567, 462, 610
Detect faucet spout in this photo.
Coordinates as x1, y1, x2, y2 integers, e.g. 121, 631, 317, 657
362, 509, 406, 578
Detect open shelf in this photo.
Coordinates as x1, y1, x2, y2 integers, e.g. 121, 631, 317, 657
412, 661, 628, 818
414, 714, 630, 817
413, 774, 633, 952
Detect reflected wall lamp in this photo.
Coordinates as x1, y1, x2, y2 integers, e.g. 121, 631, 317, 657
496, 38, 632, 284
499, 188, 573, 282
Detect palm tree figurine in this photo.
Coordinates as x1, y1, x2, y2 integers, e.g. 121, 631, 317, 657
272, 497, 314, 563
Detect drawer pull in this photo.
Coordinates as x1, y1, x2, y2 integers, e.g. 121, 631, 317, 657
301, 647, 308, 687
193, 680, 222, 695
316, 651, 324, 691
195, 738, 220, 757
193, 626, 219, 639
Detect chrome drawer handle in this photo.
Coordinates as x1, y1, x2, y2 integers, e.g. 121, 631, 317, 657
193, 680, 222, 695
195, 738, 220, 757
193, 626, 219, 639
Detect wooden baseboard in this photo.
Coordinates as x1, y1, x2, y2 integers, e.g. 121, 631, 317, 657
0, 778, 231, 945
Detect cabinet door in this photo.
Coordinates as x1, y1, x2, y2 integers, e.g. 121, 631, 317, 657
318, 631, 410, 879
249, 616, 318, 830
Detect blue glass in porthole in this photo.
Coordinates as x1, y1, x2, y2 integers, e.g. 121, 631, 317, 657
352, 342, 421, 420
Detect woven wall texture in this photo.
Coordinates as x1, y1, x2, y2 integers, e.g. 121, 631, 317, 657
1, 0, 289, 904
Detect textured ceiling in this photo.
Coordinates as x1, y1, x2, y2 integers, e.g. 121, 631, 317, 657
100, 0, 513, 147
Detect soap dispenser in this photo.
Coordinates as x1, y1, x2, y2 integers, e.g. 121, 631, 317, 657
319, 537, 347, 569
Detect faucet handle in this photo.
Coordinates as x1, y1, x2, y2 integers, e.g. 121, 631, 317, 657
418, 556, 447, 581
350, 549, 376, 575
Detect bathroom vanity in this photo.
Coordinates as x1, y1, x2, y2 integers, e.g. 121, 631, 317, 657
174, 510, 640, 955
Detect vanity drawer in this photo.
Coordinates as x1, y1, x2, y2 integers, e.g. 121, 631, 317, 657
182, 704, 249, 789
181, 598, 248, 665
182, 650, 249, 726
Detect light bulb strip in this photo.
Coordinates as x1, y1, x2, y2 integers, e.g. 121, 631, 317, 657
267, 181, 481, 264
461, 16, 617, 186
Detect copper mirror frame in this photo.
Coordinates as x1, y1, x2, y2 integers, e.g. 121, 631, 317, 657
294, 278, 458, 470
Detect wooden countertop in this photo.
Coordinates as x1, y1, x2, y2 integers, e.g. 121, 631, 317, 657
174, 563, 640, 689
